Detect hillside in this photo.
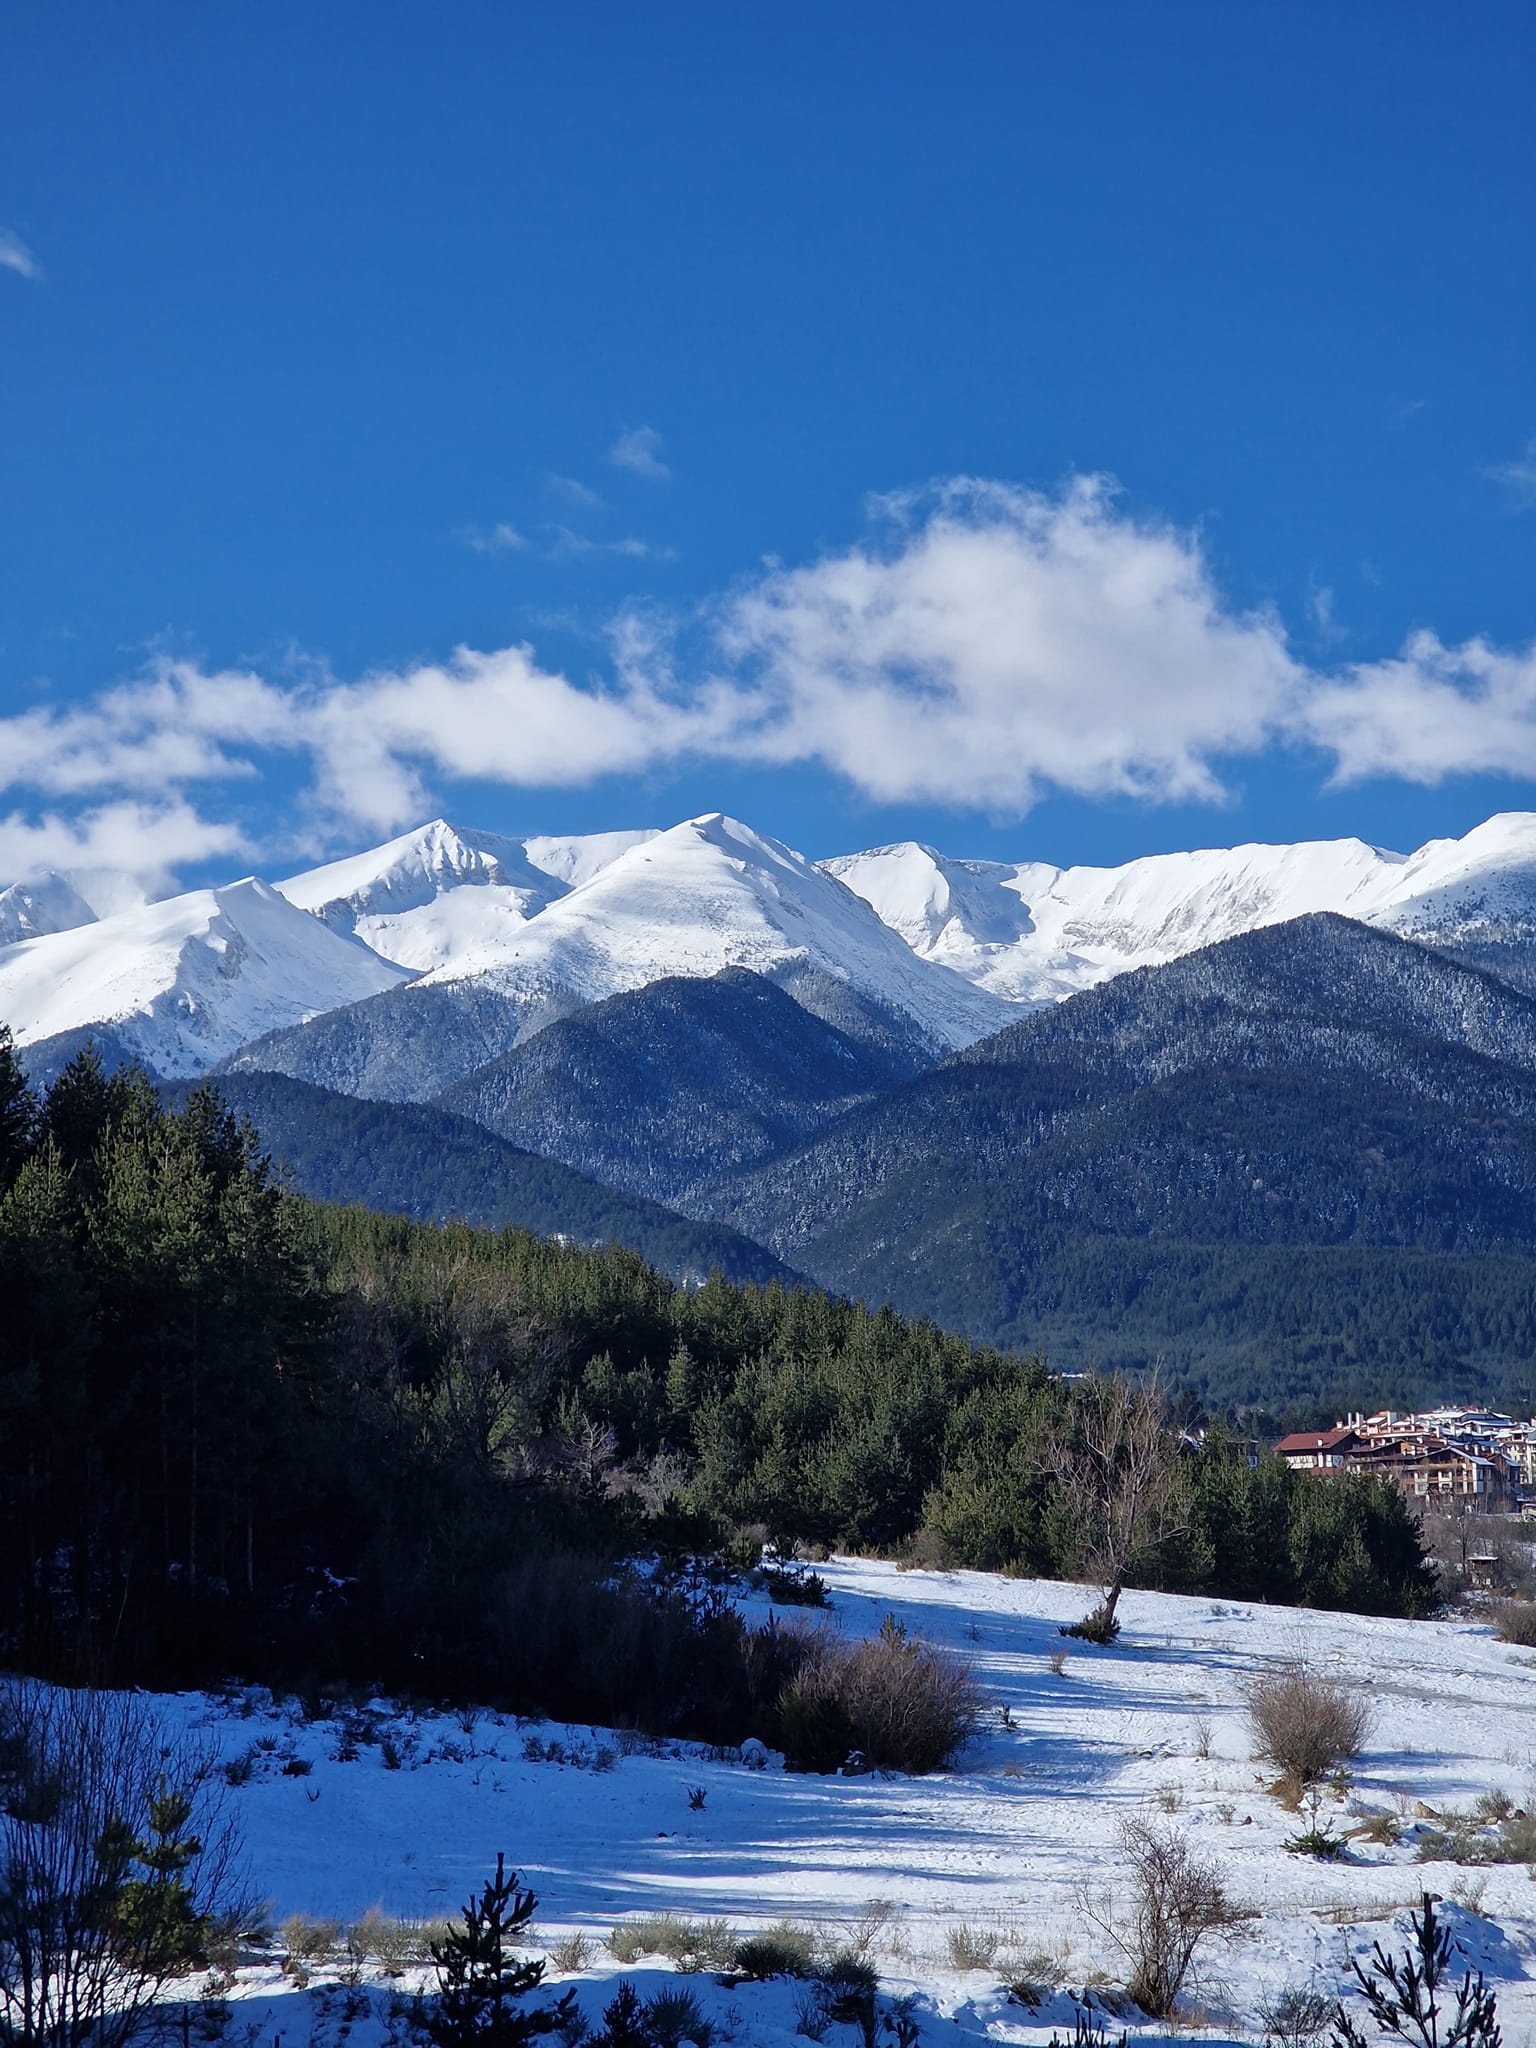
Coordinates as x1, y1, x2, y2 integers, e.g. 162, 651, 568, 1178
128, 1563, 1536, 2047
700, 915, 1536, 1403
435, 967, 927, 1207
169, 1069, 799, 1287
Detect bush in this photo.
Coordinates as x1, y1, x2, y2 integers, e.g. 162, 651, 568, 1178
776, 1616, 980, 1775
496, 1557, 766, 1742
813, 1955, 881, 2048
1242, 1663, 1372, 1788
547, 1931, 595, 1973
1490, 1599, 1536, 1645
1061, 1605, 1120, 1645
643, 1989, 713, 2048
1284, 1824, 1345, 1861
1088, 1816, 1248, 2020
348, 1907, 439, 1974
604, 1914, 736, 1973
1257, 1985, 1335, 2046
281, 1913, 341, 1965
1352, 1809, 1404, 1848
732, 1923, 820, 1979
1414, 1804, 1536, 1865
946, 1924, 1000, 1971
761, 1566, 829, 1608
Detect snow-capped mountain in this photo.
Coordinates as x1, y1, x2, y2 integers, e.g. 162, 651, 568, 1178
275, 819, 658, 975
405, 813, 1011, 1051
11, 808, 1536, 1086
0, 871, 100, 948
0, 878, 412, 1078
823, 813, 1536, 1005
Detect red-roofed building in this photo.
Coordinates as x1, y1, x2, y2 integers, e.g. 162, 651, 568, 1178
1275, 1425, 1362, 1472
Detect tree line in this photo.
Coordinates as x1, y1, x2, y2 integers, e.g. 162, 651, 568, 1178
0, 1033, 1434, 1706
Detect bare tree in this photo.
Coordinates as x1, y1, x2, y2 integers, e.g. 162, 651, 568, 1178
1041, 1371, 1190, 1639
0, 1679, 248, 2048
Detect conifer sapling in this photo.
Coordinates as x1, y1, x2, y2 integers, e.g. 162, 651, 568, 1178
428, 1853, 575, 2048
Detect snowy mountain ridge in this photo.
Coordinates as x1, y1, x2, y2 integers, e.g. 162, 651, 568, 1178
823, 811, 1536, 1004
7, 808, 1536, 1080
0, 877, 412, 1079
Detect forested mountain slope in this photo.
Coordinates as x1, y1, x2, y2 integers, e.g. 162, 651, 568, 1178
169, 1070, 797, 1287
436, 968, 927, 1207
701, 915, 1536, 1404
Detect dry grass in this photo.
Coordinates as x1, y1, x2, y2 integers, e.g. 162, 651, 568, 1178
945, 1923, 1001, 1971
606, 1914, 738, 1971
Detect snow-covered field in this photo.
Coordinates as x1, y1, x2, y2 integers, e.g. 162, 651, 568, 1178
165, 1562, 1536, 2045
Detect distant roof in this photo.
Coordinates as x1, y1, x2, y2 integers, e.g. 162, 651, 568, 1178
1276, 1426, 1358, 1453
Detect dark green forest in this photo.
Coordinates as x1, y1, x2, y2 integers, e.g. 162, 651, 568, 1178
0, 1030, 1435, 1728
165, 1070, 796, 1288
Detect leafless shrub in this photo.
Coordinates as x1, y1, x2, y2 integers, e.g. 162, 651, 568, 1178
1084, 1816, 1249, 2020
1491, 1600, 1536, 1646
1242, 1663, 1373, 1788
779, 1615, 981, 1774
1192, 1714, 1214, 1760
0, 1678, 249, 2048
1258, 1984, 1335, 2046
1047, 1648, 1070, 1677
839, 1899, 899, 1961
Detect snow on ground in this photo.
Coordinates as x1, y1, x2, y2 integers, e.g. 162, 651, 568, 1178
159, 1562, 1536, 2046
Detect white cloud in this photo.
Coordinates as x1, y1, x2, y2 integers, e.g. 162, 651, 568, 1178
0, 800, 248, 898
463, 521, 527, 555
1481, 436, 1536, 512
609, 425, 670, 480
1304, 631, 1536, 786
10, 474, 1536, 887
0, 230, 40, 281
1308, 582, 1347, 645
547, 526, 673, 562
708, 478, 1301, 809
549, 475, 605, 509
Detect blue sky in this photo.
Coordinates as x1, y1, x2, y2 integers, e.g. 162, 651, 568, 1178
2, 2, 1535, 889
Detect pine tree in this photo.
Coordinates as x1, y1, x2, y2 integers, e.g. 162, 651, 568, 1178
1333, 1893, 1500, 2047
0, 1024, 35, 1192
113, 1783, 210, 1970
594, 1981, 652, 2048
427, 1854, 574, 2048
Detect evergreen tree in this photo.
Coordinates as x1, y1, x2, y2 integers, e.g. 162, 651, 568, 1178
0, 1024, 35, 1192
427, 1854, 573, 2048
594, 1982, 652, 2048
1333, 1892, 1500, 2047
